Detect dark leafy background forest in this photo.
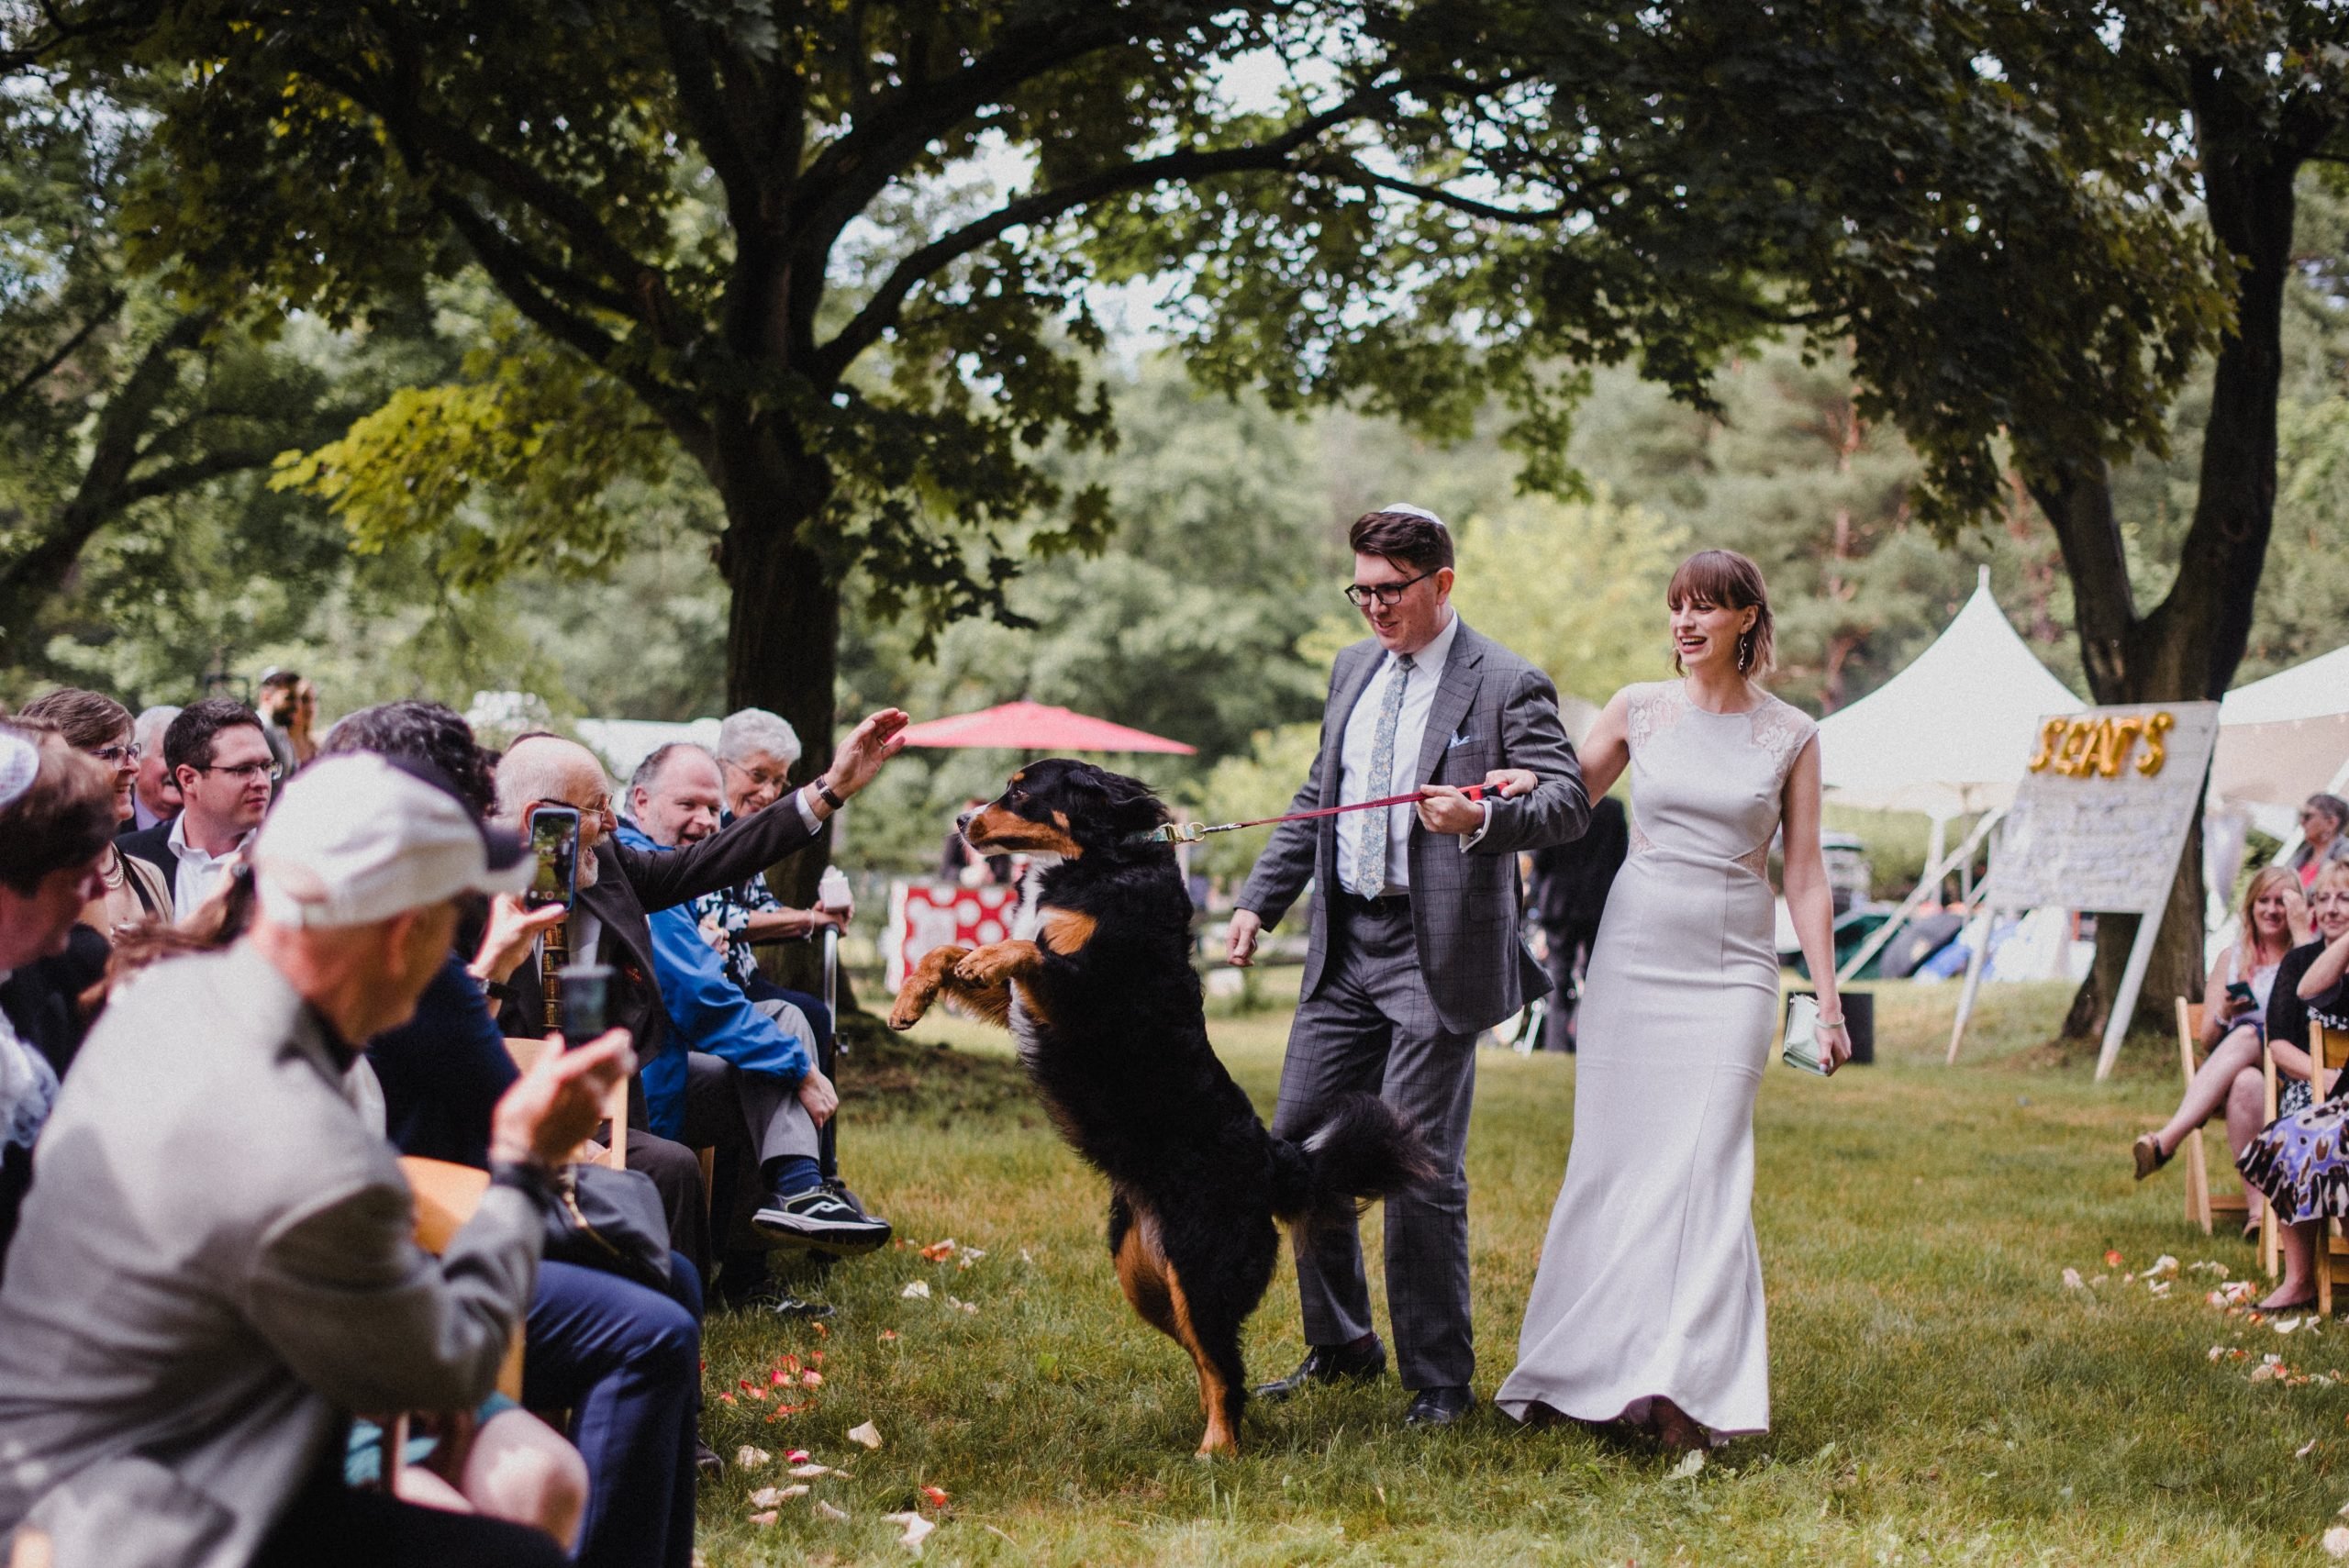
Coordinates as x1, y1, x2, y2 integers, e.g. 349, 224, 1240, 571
13, 184, 2349, 881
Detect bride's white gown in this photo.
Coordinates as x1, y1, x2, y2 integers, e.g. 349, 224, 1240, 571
1495, 680, 1817, 1440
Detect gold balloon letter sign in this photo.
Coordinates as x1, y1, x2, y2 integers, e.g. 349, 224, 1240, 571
2026, 711, 2175, 780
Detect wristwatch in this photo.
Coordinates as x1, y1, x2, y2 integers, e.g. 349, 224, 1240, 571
812, 776, 845, 812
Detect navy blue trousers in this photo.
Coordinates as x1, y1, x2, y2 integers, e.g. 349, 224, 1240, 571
526, 1254, 701, 1568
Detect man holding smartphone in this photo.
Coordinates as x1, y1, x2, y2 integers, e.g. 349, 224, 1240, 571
483, 710, 907, 1281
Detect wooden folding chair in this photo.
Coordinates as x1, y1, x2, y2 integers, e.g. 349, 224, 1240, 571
504, 1037, 628, 1171
2175, 999, 2252, 1236
2264, 1039, 2282, 1280
2309, 1023, 2349, 1318
388, 1156, 529, 1493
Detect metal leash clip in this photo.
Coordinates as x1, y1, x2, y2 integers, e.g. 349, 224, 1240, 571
1144, 820, 1207, 845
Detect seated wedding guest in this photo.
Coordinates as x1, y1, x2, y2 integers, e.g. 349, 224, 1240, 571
2237, 861, 2349, 1309
485, 709, 907, 1277
325, 701, 707, 1564
622, 743, 889, 1256
18, 689, 172, 935
0, 724, 114, 1277
128, 705, 182, 831
702, 708, 849, 989
103, 866, 589, 1556
117, 696, 278, 918
2291, 794, 2349, 891
0, 752, 633, 1567
704, 708, 875, 1248
2132, 866, 2310, 1233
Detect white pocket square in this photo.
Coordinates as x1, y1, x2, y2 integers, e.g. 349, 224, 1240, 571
1447, 730, 1475, 749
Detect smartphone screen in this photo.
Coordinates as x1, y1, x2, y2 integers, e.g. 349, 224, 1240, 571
524, 805, 582, 910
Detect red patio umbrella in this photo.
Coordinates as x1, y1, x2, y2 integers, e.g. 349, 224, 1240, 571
896, 700, 1196, 755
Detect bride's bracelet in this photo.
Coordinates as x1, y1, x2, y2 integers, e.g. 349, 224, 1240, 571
1818, 1014, 1846, 1028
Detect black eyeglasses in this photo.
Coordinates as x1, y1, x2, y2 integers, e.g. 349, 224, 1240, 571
196, 760, 284, 783
1344, 569, 1438, 609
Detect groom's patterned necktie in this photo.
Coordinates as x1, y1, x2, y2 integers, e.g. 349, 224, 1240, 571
1353, 651, 1415, 899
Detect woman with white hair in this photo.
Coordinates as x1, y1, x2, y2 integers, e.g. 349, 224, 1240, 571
698, 708, 848, 994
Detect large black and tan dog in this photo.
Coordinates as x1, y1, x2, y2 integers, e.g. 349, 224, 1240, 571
888, 758, 1433, 1455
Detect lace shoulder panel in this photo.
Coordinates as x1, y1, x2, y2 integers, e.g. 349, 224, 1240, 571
1750, 695, 1819, 786
1624, 680, 1689, 752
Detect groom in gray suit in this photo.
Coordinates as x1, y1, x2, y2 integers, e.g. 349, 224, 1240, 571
1227, 505, 1587, 1425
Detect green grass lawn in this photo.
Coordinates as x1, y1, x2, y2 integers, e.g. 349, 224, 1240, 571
693, 980, 2349, 1565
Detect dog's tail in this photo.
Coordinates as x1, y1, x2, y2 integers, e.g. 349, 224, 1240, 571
1270, 1093, 1439, 1229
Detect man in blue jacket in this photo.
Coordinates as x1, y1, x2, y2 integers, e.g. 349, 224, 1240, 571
619, 743, 890, 1255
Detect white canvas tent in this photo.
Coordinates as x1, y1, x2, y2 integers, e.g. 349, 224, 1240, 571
2214, 644, 2349, 834
573, 716, 723, 782
1819, 565, 2084, 827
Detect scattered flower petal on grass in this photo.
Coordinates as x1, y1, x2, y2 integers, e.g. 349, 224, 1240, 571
815, 1500, 850, 1521
2105, 1249, 2125, 1268
2147, 1254, 2180, 1279
2300, 1439, 2321, 1460
736, 1446, 771, 1468
922, 1485, 950, 1507
920, 1239, 958, 1262
946, 1296, 980, 1315
2062, 1268, 2085, 1290
2324, 1523, 2349, 1557
2278, 1317, 2305, 1335
959, 1250, 987, 1269
785, 1450, 810, 1464
748, 1510, 779, 1527
1668, 1450, 1705, 1480
750, 1485, 810, 1507
885, 1511, 937, 1552
788, 1463, 838, 1479
880, 1330, 899, 1342
902, 1281, 931, 1300
849, 1420, 884, 1450
802, 1371, 824, 1388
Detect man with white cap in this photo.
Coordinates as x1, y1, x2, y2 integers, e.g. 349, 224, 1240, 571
1228, 503, 1587, 1429
0, 753, 632, 1568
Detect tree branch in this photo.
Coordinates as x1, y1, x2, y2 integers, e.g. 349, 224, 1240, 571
284, 38, 673, 329
0, 286, 123, 421
1310, 157, 1572, 225
788, 6, 1149, 250
814, 91, 1386, 383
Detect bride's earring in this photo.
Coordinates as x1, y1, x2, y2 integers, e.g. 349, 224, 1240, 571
1737, 631, 1752, 673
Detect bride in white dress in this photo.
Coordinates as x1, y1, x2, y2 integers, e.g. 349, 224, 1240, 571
1494, 549, 1852, 1451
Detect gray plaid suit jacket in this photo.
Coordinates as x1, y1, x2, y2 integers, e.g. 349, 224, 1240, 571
1239, 617, 1589, 1035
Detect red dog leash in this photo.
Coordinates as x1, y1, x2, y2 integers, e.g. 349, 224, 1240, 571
1141, 784, 1488, 846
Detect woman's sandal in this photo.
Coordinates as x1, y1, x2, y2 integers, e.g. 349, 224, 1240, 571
2132, 1133, 2172, 1181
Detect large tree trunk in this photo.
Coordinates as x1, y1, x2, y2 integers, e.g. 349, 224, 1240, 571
712, 422, 845, 995
2038, 72, 2310, 1045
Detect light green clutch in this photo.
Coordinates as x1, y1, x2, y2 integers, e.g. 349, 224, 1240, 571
1781, 994, 1830, 1076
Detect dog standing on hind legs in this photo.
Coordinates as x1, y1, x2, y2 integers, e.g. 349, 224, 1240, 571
888, 759, 1435, 1455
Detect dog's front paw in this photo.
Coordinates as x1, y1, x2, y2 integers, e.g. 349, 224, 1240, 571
952, 940, 1038, 988
886, 984, 934, 1031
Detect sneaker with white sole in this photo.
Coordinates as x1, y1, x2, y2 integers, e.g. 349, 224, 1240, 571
752, 1186, 893, 1254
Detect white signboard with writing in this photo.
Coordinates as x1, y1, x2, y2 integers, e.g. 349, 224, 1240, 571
1984, 703, 2221, 916
1950, 702, 2221, 1080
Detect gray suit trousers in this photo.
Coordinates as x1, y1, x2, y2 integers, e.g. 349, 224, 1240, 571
1270, 900, 1478, 1390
